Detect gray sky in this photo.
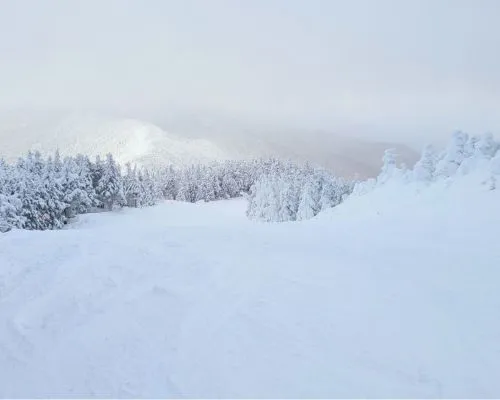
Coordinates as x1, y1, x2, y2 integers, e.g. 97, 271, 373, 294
1, 0, 499, 146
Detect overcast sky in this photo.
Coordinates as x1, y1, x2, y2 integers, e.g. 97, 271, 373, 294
1, 0, 499, 145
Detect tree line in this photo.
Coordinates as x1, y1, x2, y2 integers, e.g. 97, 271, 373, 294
0, 152, 351, 231
5, 130, 493, 232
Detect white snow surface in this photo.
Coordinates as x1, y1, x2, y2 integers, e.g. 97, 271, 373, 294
0, 179, 499, 398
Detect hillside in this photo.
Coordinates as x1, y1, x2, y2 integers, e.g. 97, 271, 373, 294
0, 170, 499, 397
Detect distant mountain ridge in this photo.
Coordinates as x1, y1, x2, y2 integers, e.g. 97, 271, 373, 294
152, 114, 419, 178
0, 111, 418, 178
0, 112, 232, 167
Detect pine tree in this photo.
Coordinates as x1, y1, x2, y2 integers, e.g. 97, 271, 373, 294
176, 169, 192, 202
42, 158, 67, 228
435, 131, 468, 178
74, 154, 99, 212
297, 182, 317, 221
0, 193, 23, 232
221, 170, 238, 199
320, 178, 339, 211
278, 180, 298, 221
198, 166, 216, 202
123, 162, 141, 207
61, 156, 91, 216
138, 168, 159, 207
413, 145, 437, 182
15, 152, 55, 230
90, 155, 105, 208
297, 178, 321, 221
476, 133, 498, 159
246, 178, 279, 221
378, 149, 398, 185
489, 150, 500, 190
96, 153, 126, 210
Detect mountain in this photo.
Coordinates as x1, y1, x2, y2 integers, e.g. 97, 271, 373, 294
0, 112, 231, 167
151, 113, 419, 178
0, 110, 418, 177
209, 128, 419, 179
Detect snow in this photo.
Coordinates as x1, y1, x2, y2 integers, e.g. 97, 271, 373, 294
1, 181, 500, 397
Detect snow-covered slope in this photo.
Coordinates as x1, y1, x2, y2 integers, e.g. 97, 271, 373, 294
0, 177, 499, 397
0, 113, 231, 167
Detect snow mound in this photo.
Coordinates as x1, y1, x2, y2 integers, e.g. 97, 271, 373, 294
1, 175, 499, 397
0, 113, 230, 167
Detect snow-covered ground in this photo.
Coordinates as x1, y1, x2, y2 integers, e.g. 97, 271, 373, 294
0, 179, 499, 398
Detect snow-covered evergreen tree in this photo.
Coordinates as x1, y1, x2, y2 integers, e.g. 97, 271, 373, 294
96, 153, 126, 210
123, 162, 141, 207
0, 193, 23, 232
488, 150, 500, 190
164, 165, 179, 200
247, 178, 279, 222
296, 182, 316, 221
59, 157, 88, 216
278, 180, 299, 222
476, 132, 499, 159
378, 149, 398, 185
221, 170, 239, 199
320, 177, 342, 211
435, 131, 468, 178
197, 166, 216, 202
413, 145, 437, 182
74, 154, 99, 212
42, 157, 67, 228
247, 161, 352, 222
137, 168, 161, 207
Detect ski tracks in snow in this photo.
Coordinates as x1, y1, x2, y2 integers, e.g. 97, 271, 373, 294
1, 196, 500, 397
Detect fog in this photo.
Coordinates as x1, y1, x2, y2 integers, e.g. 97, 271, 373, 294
1, 0, 499, 148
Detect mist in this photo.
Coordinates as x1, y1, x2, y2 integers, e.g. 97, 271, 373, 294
1, 0, 499, 149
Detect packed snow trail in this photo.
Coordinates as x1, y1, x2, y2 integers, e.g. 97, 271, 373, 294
0, 184, 499, 398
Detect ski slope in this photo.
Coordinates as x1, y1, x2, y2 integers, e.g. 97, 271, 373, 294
0, 180, 499, 398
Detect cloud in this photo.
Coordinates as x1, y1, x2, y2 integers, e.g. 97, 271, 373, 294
0, 0, 499, 145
